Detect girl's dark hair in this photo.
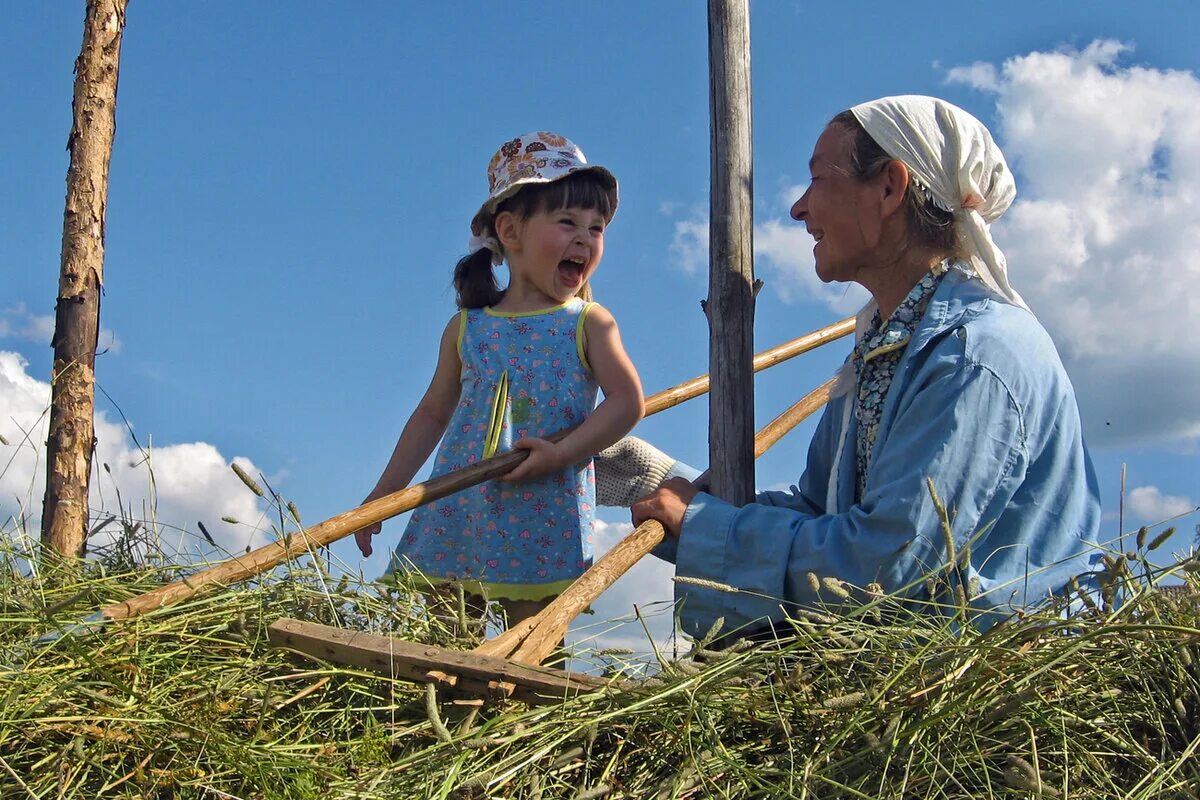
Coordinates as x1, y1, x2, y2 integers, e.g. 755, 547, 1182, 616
453, 170, 616, 309
828, 110, 962, 260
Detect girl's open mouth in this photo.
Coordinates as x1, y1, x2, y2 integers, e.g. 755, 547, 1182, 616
558, 261, 584, 287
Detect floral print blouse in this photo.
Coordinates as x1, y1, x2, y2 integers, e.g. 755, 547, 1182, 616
852, 265, 949, 501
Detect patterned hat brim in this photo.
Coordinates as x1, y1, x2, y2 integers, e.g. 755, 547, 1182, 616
470, 165, 619, 236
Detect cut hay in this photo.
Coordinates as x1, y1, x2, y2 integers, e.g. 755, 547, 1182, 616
2, 536, 1198, 798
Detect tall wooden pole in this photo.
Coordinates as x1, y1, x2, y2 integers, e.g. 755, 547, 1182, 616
42, 0, 129, 559
706, 0, 755, 505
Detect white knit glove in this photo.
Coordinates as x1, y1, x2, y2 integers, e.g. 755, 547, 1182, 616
594, 436, 679, 507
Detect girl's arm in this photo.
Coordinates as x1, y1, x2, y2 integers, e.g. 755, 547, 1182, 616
505, 304, 645, 482
354, 314, 463, 557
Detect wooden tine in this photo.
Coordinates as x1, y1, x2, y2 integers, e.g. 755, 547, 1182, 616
267, 618, 627, 706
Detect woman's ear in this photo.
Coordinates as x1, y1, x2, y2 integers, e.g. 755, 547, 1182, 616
880, 160, 910, 219
494, 211, 522, 253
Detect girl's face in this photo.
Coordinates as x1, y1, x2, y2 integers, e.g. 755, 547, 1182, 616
501, 206, 606, 304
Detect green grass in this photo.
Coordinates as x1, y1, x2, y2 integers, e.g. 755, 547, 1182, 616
2, 511, 1198, 798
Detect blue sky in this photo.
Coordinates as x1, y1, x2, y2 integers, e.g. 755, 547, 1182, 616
4, 2, 1198, 649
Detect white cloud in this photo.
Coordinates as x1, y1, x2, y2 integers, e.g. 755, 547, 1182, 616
666, 205, 870, 312
1, 303, 54, 344
1127, 485, 1198, 523
946, 40, 1200, 446
668, 212, 709, 275
668, 40, 1200, 448
1, 303, 121, 354
0, 351, 271, 558
574, 515, 679, 653
98, 328, 123, 355
755, 218, 870, 312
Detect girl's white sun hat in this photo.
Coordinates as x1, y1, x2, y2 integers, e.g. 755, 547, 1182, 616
470, 131, 618, 237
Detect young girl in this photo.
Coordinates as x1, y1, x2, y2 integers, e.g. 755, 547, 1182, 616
353, 131, 644, 629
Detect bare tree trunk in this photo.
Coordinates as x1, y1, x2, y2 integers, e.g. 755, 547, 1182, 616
42, 0, 128, 560
706, 0, 755, 506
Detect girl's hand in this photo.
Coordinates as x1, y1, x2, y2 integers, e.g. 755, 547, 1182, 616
353, 516, 383, 557
503, 437, 567, 483
631, 477, 699, 538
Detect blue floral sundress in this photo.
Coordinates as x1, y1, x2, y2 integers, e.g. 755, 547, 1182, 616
392, 299, 599, 601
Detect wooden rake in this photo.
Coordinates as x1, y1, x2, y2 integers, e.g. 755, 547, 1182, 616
268, 376, 834, 704
98, 316, 852, 624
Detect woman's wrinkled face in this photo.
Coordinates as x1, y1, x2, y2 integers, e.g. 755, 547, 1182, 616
790, 125, 883, 285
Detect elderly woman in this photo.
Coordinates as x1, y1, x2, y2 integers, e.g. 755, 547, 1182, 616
608, 95, 1101, 640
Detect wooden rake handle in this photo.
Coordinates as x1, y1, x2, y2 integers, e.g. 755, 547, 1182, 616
474, 378, 836, 669
99, 430, 576, 622
101, 319, 852, 623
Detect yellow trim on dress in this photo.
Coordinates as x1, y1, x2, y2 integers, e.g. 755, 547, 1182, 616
576, 301, 595, 374
483, 370, 509, 460
455, 309, 468, 357
483, 300, 573, 318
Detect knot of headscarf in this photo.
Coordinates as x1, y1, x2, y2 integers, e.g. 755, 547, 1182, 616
849, 95, 1028, 311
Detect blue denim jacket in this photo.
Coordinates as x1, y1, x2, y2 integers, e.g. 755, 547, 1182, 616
658, 269, 1102, 638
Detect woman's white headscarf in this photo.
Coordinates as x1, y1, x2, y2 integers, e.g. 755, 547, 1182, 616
849, 95, 1027, 311
826, 96, 1027, 513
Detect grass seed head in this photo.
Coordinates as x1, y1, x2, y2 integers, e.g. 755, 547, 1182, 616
1148, 527, 1176, 552
821, 576, 850, 600
595, 647, 634, 656
230, 462, 266, 497
701, 615, 725, 644
673, 576, 739, 593
823, 691, 865, 709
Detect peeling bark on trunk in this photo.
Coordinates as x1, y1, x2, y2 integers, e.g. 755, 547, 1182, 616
42, 0, 128, 560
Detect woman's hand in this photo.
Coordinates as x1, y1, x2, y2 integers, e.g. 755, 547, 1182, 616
631, 477, 699, 538
503, 437, 568, 482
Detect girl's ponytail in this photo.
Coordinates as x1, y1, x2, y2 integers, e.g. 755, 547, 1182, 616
453, 246, 504, 309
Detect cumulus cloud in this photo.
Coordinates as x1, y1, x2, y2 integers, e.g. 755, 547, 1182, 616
669, 41, 1200, 448
573, 515, 679, 654
0, 303, 54, 344
946, 40, 1200, 446
667, 202, 869, 312
0, 351, 270, 558
668, 211, 710, 276
755, 217, 871, 312
1126, 485, 1198, 523
0, 303, 122, 354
